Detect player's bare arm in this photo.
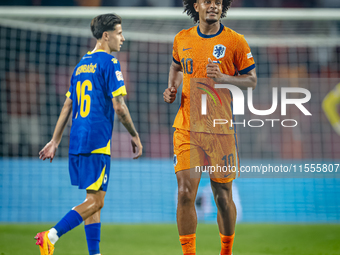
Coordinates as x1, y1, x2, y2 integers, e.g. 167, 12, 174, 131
112, 95, 143, 159
206, 58, 257, 90
39, 97, 73, 162
164, 61, 183, 103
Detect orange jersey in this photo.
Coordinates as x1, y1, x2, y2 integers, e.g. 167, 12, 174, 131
172, 23, 255, 134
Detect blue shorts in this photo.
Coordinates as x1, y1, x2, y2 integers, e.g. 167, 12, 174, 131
69, 153, 111, 192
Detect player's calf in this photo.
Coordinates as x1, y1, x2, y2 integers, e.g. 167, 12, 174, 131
211, 181, 234, 215
211, 181, 236, 255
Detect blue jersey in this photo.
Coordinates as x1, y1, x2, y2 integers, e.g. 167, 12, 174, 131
66, 50, 126, 155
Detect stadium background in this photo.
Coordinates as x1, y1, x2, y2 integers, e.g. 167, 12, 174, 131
0, 2, 340, 255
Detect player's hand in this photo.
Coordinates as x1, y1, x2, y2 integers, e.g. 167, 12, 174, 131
131, 135, 143, 159
39, 140, 58, 163
163, 85, 177, 104
207, 58, 224, 81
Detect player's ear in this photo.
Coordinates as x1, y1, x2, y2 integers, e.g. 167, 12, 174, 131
193, 1, 199, 12
102, 31, 109, 41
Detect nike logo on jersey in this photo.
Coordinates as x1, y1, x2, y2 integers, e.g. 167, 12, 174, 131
224, 173, 232, 178
181, 242, 190, 246
82, 56, 92, 59
183, 48, 192, 51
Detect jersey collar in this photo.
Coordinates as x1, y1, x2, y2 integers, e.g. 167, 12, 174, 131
197, 23, 224, 38
87, 49, 107, 55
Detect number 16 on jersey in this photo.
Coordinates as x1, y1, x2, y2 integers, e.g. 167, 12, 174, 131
76, 80, 92, 119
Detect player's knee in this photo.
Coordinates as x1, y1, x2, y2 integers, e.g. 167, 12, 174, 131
90, 201, 103, 213
178, 188, 195, 206
94, 198, 104, 211
87, 196, 104, 212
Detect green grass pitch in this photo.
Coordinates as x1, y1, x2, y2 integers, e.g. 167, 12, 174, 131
1, 224, 340, 255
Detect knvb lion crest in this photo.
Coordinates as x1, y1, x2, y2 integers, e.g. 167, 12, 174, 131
213, 44, 226, 59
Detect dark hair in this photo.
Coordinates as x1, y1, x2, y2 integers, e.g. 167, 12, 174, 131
91, 13, 122, 39
183, 0, 233, 23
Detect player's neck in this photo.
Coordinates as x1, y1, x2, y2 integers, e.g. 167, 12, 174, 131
91, 41, 111, 54
198, 21, 221, 35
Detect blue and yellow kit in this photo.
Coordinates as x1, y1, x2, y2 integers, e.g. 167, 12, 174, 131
66, 50, 126, 191
67, 50, 126, 155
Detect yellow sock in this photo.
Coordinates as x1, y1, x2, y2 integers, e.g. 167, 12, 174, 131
220, 233, 235, 255
179, 233, 196, 255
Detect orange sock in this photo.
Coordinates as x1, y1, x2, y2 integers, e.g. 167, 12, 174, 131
179, 233, 196, 255
220, 233, 235, 255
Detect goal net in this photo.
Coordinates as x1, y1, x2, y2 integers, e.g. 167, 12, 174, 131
0, 7, 339, 223
1, 7, 339, 159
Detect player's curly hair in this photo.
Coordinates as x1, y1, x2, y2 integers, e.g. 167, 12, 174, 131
91, 13, 122, 39
183, 0, 233, 23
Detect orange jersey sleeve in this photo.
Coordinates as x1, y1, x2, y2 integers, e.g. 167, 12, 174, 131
172, 35, 180, 65
234, 36, 255, 74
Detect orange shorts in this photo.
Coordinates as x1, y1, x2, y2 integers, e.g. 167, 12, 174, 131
173, 128, 240, 183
